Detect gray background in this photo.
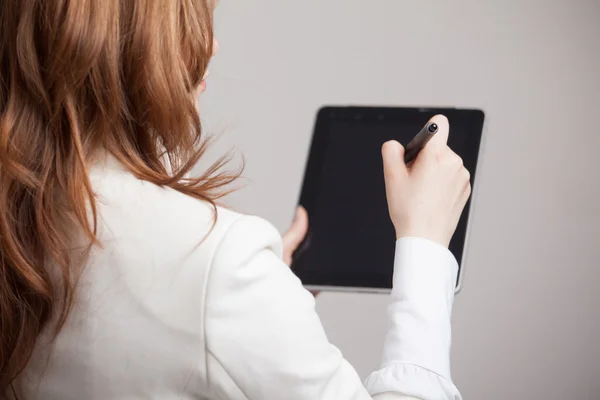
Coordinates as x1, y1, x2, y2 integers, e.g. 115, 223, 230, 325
200, 1, 600, 399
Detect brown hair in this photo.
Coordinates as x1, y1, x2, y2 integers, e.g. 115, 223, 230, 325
0, 0, 234, 391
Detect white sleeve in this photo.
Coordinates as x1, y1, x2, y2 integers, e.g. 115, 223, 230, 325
364, 238, 462, 399
204, 216, 461, 400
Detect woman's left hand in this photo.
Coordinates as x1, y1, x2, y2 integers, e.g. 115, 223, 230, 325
282, 207, 319, 297
282, 206, 309, 266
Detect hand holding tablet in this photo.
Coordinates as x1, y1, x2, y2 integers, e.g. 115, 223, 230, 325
292, 107, 485, 292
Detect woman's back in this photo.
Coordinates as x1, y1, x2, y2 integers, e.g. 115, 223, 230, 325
21, 155, 245, 399
21, 155, 394, 400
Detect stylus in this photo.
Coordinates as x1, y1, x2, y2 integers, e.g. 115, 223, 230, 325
403, 122, 439, 164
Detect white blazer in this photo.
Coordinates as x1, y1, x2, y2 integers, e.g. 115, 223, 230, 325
18, 154, 461, 400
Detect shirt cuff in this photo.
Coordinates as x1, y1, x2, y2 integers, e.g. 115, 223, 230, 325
365, 237, 460, 399
366, 363, 461, 400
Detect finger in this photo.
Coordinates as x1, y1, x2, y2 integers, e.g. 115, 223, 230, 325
382, 140, 408, 181
424, 114, 449, 150
453, 176, 472, 212
462, 178, 472, 203
446, 151, 464, 171
282, 206, 309, 252
461, 166, 471, 183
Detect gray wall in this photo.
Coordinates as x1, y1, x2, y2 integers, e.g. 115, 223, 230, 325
200, 1, 600, 399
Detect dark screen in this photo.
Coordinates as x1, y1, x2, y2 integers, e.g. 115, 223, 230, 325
292, 107, 485, 290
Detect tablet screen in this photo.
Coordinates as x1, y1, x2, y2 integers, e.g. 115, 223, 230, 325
292, 107, 485, 290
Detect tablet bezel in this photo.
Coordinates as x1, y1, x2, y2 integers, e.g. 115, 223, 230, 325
293, 106, 486, 293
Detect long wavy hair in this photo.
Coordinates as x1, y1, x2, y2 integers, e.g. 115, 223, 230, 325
0, 0, 235, 391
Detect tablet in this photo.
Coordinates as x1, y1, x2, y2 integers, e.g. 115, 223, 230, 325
291, 106, 485, 293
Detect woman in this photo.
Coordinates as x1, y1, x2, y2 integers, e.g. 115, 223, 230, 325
0, 1, 470, 399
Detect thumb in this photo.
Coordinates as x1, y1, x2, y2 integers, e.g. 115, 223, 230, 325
382, 140, 408, 182
282, 206, 309, 252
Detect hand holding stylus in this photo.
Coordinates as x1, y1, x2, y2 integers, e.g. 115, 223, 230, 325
382, 115, 471, 247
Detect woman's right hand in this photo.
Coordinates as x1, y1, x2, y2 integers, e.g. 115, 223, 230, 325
382, 114, 471, 248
